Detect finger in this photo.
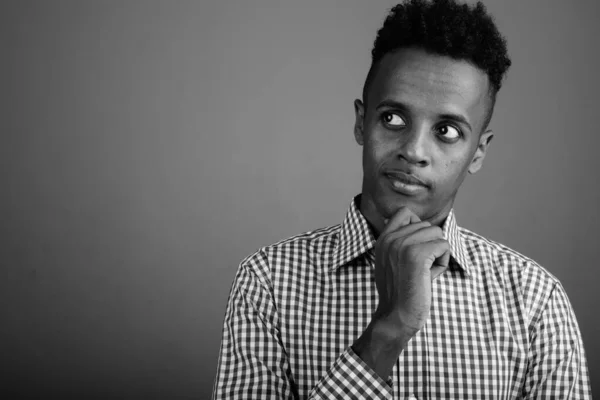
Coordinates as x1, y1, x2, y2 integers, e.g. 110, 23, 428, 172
431, 250, 450, 280
381, 206, 420, 236
430, 263, 449, 280
399, 226, 444, 247
411, 239, 451, 270
381, 221, 431, 242
436, 250, 451, 268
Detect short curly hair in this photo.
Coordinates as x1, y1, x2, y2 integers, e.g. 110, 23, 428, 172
363, 0, 511, 129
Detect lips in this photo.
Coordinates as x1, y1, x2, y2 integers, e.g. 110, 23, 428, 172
383, 170, 429, 196
384, 171, 428, 187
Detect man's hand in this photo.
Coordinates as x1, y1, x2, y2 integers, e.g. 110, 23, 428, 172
352, 206, 450, 380
373, 206, 450, 334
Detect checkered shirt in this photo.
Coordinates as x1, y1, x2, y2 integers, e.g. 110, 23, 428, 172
213, 196, 591, 399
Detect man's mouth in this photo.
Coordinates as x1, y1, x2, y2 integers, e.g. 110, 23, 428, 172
384, 171, 429, 195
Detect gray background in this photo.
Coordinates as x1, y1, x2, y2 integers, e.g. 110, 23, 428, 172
2, 0, 598, 398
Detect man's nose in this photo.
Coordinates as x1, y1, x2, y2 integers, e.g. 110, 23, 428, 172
396, 126, 430, 167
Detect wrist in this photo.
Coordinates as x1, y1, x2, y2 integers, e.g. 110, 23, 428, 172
368, 312, 416, 348
372, 306, 422, 339
352, 315, 416, 380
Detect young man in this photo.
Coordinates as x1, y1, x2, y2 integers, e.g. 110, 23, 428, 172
213, 0, 591, 398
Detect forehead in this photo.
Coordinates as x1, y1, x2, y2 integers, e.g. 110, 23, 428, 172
368, 48, 490, 122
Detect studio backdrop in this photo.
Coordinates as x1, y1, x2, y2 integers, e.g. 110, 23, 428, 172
2, 0, 599, 397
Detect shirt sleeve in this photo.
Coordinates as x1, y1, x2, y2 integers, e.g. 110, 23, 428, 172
307, 347, 392, 399
522, 282, 592, 399
212, 255, 393, 399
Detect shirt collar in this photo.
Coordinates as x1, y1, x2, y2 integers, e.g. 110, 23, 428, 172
330, 195, 471, 275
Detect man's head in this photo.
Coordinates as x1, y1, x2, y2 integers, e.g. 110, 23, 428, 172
355, 0, 511, 230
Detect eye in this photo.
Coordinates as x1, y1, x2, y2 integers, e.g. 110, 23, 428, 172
381, 111, 406, 128
437, 125, 461, 141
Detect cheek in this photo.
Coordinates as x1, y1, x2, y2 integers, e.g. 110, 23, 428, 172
442, 156, 472, 183
444, 158, 462, 171
365, 136, 390, 169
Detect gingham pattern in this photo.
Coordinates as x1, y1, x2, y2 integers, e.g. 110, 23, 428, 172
213, 196, 591, 399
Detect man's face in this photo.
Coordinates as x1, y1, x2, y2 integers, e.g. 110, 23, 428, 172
354, 47, 494, 229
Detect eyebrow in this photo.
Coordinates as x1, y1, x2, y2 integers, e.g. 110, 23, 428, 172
375, 99, 473, 132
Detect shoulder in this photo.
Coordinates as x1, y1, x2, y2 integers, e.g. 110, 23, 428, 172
237, 223, 342, 285
459, 226, 559, 283
458, 226, 564, 319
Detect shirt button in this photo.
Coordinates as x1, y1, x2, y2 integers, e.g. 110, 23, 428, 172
408, 395, 417, 400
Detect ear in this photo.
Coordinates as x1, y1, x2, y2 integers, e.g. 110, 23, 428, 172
468, 129, 494, 174
353, 99, 365, 146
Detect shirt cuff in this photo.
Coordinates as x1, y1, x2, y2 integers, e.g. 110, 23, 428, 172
308, 346, 392, 399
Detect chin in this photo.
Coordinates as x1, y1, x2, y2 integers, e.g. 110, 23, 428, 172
378, 192, 427, 219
